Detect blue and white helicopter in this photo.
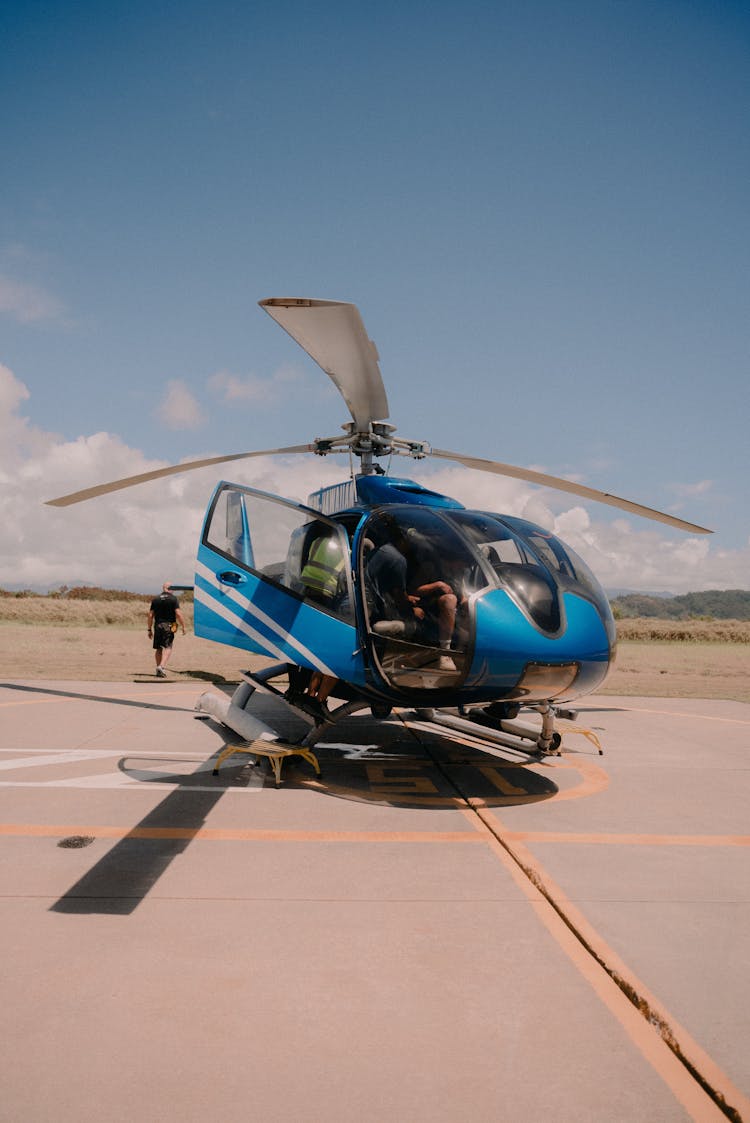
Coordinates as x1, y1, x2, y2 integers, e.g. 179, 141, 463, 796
49, 298, 711, 757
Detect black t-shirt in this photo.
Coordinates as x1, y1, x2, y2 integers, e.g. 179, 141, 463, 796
367, 543, 408, 619
150, 592, 179, 625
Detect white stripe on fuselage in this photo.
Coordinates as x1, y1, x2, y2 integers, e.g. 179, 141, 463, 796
195, 561, 336, 676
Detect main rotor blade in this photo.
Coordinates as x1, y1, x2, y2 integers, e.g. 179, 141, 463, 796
260, 298, 389, 431
45, 444, 314, 507
430, 448, 713, 534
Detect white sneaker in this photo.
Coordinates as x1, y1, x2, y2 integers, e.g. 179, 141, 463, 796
437, 654, 457, 672
156, 667, 167, 677
372, 619, 406, 637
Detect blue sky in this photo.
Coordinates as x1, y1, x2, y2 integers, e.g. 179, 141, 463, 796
1, 0, 748, 592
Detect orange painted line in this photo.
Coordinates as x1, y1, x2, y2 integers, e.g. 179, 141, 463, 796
507, 831, 750, 847
467, 754, 610, 806
0, 823, 483, 843
400, 714, 611, 804
545, 755, 610, 801
612, 704, 750, 726
463, 806, 750, 1122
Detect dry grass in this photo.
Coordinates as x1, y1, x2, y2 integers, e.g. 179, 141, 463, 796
615, 617, 750, 643
0, 599, 748, 701
602, 642, 750, 703
0, 597, 166, 628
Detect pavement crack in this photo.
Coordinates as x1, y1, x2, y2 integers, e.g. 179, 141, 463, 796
403, 720, 745, 1123
490, 827, 744, 1123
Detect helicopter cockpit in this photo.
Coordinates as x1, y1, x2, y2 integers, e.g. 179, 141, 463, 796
358, 505, 571, 690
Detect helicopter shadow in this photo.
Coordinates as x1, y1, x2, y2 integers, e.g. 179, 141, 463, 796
50, 688, 248, 917
244, 691, 562, 811
48, 689, 558, 916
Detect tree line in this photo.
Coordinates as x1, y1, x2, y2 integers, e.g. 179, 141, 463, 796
610, 589, 750, 621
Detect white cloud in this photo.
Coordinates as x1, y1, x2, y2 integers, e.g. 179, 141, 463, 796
670, 480, 713, 497
156, 380, 205, 430
406, 462, 750, 594
207, 364, 312, 406
0, 274, 66, 325
0, 362, 748, 595
0, 362, 30, 412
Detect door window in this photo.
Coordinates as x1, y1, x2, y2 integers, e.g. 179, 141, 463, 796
204, 484, 354, 623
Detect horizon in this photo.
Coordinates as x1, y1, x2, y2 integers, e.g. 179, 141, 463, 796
2, 581, 747, 603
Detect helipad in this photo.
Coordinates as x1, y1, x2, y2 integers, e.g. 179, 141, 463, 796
0, 680, 748, 1122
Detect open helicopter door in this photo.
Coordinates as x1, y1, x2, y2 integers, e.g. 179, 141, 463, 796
356, 506, 480, 692
195, 482, 367, 687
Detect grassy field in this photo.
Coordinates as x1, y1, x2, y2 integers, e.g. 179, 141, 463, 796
0, 597, 748, 701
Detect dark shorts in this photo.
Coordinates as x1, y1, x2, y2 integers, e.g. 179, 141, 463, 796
153, 621, 175, 649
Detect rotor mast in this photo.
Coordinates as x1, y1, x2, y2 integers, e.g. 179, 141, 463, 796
311, 421, 429, 476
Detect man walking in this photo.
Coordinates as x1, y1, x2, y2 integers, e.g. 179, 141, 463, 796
147, 582, 186, 677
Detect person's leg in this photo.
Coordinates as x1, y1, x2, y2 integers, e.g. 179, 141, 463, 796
307, 671, 322, 697
159, 632, 175, 671
436, 592, 457, 646
313, 674, 337, 703
435, 592, 458, 671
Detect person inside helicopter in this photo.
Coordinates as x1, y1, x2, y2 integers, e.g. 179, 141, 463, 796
366, 518, 466, 673
289, 525, 347, 720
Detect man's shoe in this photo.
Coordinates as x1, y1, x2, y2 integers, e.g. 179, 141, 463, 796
437, 654, 457, 672
156, 667, 167, 677
372, 619, 406, 637
299, 695, 332, 723
284, 691, 331, 723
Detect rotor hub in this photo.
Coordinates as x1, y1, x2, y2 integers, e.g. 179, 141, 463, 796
311, 422, 430, 474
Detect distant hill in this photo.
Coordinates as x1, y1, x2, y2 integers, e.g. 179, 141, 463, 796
1, 584, 746, 620
610, 589, 750, 621
0, 585, 193, 603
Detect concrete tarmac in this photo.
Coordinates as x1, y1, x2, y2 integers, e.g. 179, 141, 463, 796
0, 679, 748, 1122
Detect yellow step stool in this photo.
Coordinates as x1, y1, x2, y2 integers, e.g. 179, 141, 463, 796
213, 738, 321, 786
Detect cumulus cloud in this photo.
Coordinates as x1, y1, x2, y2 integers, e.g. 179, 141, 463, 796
666, 479, 715, 512
0, 273, 66, 325
1, 361, 748, 594
156, 380, 205, 429
409, 461, 749, 594
207, 364, 317, 406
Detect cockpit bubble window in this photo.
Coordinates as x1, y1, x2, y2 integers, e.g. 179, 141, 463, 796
445, 511, 562, 635
499, 515, 614, 636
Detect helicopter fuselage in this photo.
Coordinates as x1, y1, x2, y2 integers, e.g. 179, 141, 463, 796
194, 474, 616, 709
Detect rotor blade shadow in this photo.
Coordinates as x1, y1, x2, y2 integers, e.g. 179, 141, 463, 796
0, 682, 198, 715
50, 722, 243, 917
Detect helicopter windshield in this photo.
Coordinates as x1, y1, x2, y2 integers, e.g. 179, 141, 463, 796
444, 511, 562, 634
498, 515, 615, 642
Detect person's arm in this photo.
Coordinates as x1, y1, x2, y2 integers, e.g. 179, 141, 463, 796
176, 607, 186, 635
147, 608, 154, 639
391, 589, 423, 620
413, 580, 453, 600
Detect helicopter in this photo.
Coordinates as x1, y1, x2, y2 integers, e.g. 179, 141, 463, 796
48, 298, 712, 758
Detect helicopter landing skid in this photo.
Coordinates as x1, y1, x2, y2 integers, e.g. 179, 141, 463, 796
418, 702, 579, 759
